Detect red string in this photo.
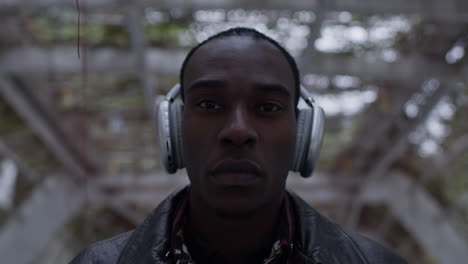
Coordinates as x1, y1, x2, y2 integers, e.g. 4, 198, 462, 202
82, 6, 89, 184
76, 0, 80, 58
81, 42, 88, 186
76, 0, 89, 197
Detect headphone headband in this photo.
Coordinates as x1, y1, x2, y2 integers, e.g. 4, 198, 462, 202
166, 84, 181, 101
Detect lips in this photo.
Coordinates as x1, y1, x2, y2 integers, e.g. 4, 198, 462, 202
209, 159, 262, 186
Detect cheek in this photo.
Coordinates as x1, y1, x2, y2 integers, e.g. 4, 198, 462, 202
182, 117, 201, 161
261, 121, 297, 171
181, 115, 216, 173
182, 119, 202, 187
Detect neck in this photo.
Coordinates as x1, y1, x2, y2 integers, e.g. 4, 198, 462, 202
185, 191, 285, 264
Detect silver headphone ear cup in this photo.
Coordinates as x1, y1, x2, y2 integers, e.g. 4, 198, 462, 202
299, 105, 325, 178
156, 84, 183, 174
292, 108, 312, 172
157, 100, 177, 173
172, 101, 184, 169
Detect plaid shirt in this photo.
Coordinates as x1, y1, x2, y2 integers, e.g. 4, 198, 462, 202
168, 194, 294, 264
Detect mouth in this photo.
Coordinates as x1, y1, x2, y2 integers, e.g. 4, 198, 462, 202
209, 159, 262, 187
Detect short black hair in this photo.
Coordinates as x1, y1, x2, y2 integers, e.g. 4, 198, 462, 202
179, 27, 301, 106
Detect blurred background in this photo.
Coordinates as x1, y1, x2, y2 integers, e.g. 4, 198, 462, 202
0, 0, 467, 263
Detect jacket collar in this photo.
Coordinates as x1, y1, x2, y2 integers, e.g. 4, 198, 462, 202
116, 187, 366, 264
116, 187, 189, 264
287, 191, 367, 264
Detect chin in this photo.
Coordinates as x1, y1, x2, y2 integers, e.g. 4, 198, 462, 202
213, 206, 259, 219
206, 190, 271, 219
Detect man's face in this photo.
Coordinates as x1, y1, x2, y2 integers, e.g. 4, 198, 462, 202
181, 36, 297, 217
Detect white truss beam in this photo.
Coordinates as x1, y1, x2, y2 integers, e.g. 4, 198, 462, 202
1, 0, 467, 22
2, 47, 466, 83
0, 77, 87, 179
0, 176, 87, 264
363, 171, 468, 264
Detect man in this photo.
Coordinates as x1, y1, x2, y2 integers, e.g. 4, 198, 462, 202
70, 27, 407, 264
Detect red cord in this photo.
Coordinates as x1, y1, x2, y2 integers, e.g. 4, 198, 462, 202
76, 0, 89, 200
76, 0, 80, 58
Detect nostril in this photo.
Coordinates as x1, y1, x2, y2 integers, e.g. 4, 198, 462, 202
244, 137, 255, 146
219, 129, 258, 147
222, 138, 233, 145
222, 136, 255, 146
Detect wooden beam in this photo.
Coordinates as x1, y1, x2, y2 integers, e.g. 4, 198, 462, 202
346, 81, 457, 229
1, 0, 467, 22
1, 47, 466, 84
362, 171, 468, 264
422, 134, 468, 183
0, 176, 87, 264
0, 47, 185, 75
0, 77, 87, 179
300, 53, 464, 83
0, 141, 40, 181
125, 6, 158, 121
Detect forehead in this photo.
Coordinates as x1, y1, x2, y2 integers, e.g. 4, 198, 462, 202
183, 36, 295, 90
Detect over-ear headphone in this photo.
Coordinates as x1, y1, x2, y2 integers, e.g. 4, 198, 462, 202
157, 84, 325, 178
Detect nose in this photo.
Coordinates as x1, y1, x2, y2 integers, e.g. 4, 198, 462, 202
217, 106, 258, 147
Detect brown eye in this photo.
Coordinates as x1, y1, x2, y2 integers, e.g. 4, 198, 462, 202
197, 100, 222, 110
259, 103, 281, 112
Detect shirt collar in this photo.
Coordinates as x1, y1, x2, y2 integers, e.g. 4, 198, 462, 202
169, 192, 294, 264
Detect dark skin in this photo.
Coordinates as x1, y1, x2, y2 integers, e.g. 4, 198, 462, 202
181, 36, 297, 264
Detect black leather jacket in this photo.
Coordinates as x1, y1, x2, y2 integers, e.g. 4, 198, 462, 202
70, 187, 407, 264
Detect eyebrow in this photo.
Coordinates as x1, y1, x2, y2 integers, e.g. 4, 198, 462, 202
186, 79, 226, 93
254, 83, 291, 98
186, 79, 291, 98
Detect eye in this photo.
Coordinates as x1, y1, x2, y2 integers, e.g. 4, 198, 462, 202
197, 100, 222, 110
259, 103, 282, 112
